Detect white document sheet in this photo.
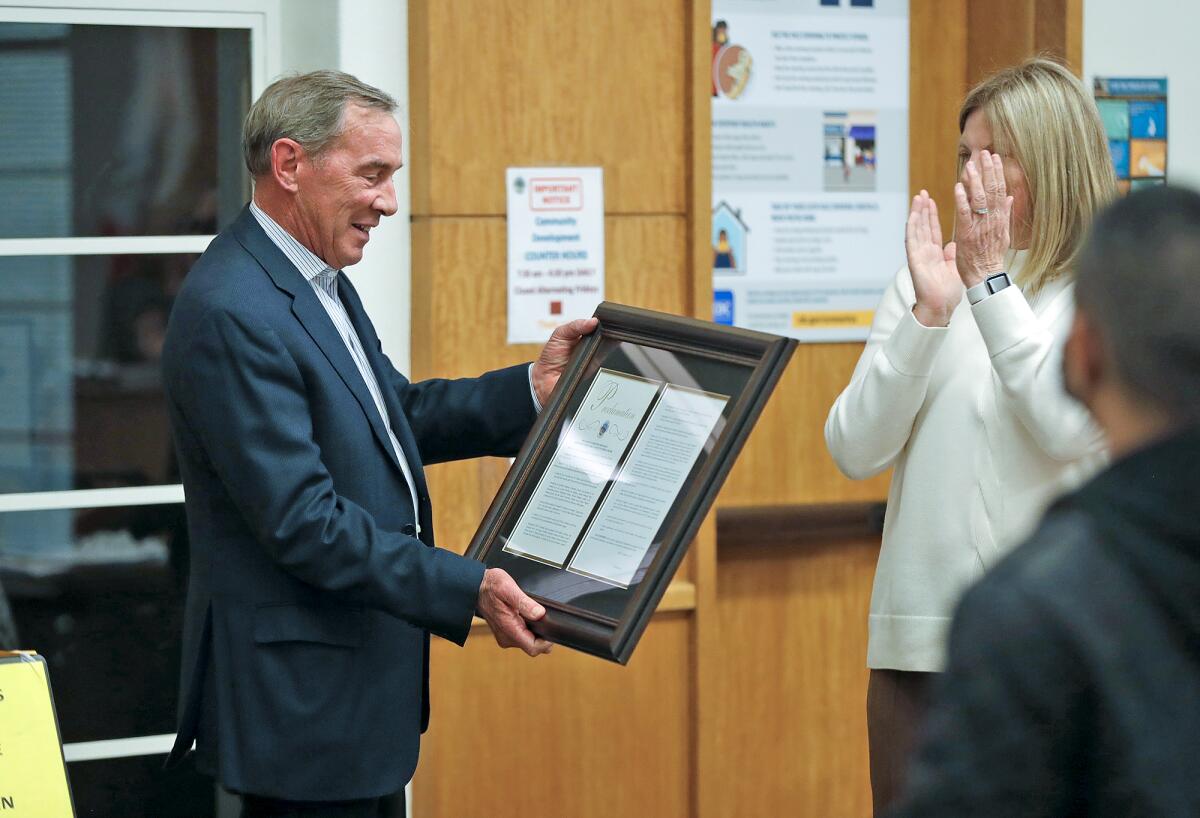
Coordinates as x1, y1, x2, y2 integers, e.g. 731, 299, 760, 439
567, 385, 729, 587
503, 369, 661, 566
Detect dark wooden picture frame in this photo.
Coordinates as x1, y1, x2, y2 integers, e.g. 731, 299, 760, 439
467, 302, 795, 663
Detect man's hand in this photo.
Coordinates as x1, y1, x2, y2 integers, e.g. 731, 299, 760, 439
476, 567, 553, 656
531, 318, 599, 407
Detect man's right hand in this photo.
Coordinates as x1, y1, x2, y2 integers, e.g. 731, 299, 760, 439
476, 568, 553, 656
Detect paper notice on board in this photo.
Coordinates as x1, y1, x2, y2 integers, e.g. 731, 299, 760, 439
506, 167, 605, 345
711, 0, 909, 342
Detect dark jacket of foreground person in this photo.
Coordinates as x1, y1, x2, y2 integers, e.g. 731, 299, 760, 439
890, 425, 1200, 817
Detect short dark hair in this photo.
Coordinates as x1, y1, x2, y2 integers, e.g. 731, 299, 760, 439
1075, 185, 1200, 422
242, 70, 397, 177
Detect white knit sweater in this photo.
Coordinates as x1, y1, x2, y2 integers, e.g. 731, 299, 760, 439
826, 258, 1105, 671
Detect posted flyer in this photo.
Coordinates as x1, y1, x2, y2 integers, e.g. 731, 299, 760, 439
711, 0, 909, 342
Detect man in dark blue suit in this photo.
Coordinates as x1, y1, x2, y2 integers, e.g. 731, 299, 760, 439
161, 70, 594, 817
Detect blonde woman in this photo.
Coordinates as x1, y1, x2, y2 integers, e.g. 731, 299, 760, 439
824, 57, 1117, 813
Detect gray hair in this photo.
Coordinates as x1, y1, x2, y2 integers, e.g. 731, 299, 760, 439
1075, 185, 1200, 422
242, 70, 397, 177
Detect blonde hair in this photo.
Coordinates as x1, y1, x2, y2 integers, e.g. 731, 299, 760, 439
959, 57, 1118, 293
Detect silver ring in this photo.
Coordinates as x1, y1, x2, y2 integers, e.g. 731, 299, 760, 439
973, 207, 989, 215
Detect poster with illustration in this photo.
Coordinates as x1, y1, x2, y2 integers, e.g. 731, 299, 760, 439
711, 0, 909, 342
1094, 77, 1168, 194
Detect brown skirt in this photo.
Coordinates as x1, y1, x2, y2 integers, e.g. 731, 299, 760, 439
866, 668, 936, 815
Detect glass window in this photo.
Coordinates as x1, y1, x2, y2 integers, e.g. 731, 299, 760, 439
0, 501, 184, 593
0, 254, 198, 495
0, 11, 264, 814
1, 501, 187, 725
0, 22, 251, 239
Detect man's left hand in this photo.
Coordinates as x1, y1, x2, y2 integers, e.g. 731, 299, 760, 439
531, 317, 599, 406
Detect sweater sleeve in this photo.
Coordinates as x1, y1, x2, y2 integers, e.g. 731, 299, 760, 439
825, 267, 951, 479
971, 284, 1104, 462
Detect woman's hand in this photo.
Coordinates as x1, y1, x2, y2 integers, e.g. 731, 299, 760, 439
906, 190, 960, 327
953, 150, 1013, 287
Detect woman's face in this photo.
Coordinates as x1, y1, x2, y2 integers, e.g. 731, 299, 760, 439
959, 108, 1032, 249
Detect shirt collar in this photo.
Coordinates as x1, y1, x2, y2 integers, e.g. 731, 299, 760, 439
248, 200, 337, 283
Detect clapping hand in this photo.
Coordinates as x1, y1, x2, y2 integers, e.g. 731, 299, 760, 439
906, 190, 961, 328
953, 151, 1013, 287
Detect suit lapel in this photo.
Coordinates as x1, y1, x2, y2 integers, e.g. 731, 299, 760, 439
337, 274, 431, 501
230, 207, 407, 478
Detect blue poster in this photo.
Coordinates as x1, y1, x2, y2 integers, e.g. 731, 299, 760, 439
1095, 77, 1167, 192
1129, 100, 1166, 140
1108, 139, 1130, 179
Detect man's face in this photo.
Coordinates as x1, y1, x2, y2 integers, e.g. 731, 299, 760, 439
295, 104, 402, 270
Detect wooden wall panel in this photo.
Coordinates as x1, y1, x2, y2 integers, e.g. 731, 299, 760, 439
709, 535, 879, 818
416, 614, 693, 818
718, 346, 890, 506
911, 0, 969, 234
1064, 0, 1083, 74
966, 0, 1036, 86
408, 4, 703, 814
967, 0, 1081, 86
409, 0, 688, 217
688, 0, 713, 322
688, 7, 720, 812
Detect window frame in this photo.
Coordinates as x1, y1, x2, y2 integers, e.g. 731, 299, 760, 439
0, 0, 280, 514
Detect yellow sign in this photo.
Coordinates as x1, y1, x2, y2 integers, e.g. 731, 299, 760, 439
791, 310, 875, 329
0, 653, 75, 816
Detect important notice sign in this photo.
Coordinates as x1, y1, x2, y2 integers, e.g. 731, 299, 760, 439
506, 167, 605, 344
0, 653, 75, 816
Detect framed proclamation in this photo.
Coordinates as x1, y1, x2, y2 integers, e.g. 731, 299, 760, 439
467, 302, 796, 663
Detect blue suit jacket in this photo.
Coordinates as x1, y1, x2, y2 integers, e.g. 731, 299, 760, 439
161, 206, 535, 799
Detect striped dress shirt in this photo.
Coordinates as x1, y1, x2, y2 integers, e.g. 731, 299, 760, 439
249, 201, 422, 532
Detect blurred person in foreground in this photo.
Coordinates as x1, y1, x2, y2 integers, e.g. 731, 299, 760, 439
824, 57, 1116, 812
888, 185, 1200, 817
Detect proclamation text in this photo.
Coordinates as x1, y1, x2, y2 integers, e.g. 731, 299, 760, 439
568, 384, 729, 586
503, 369, 661, 566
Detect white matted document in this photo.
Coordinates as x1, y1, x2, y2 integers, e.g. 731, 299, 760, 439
503, 369, 661, 566
567, 384, 729, 587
